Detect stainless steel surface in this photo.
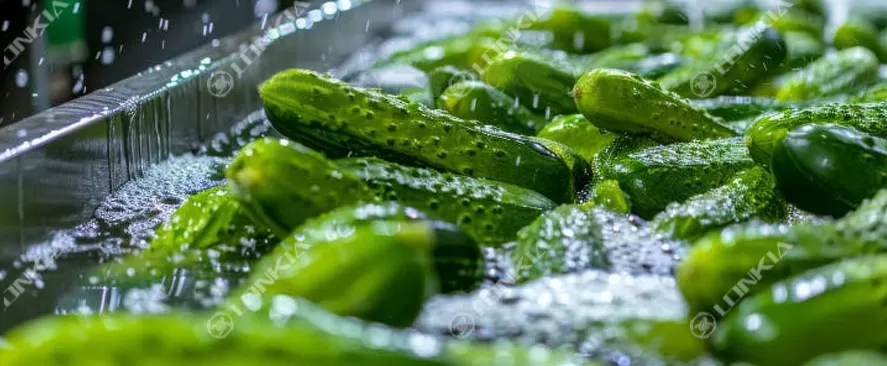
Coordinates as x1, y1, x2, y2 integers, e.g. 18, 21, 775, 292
0, 0, 422, 259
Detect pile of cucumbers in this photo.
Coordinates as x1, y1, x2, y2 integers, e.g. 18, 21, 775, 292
7, 0, 887, 365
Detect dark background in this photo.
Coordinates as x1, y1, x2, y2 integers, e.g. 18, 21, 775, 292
0, 0, 301, 127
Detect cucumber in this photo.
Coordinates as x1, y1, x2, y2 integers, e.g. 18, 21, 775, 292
769, 9, 825, 38
528, 5, 615, 53
771, 124, 887, 217
382, 35, 498, 73
596, 137, 755, 218
536, 114, 616, 163
779, 30, 826, 72
650, 166, 787, 240
400, 87, 433, 108
336, 157, 556, 246
438, 80, 546, 135
775, 47, 880, 102
746, 102, 887, 165
227, 220, 439, 328
711, 255, 887, 365
261, 69, 583, 204
584, 43, 651, 70
658, 24, 786, 98
0, 311, 453, 366
225, 137, 376, 237
790, 0, 826, 17
634, 53, 686, 79
636, 0, 689, 25
583, 179, 631, 214
804, 351, 887, 366
428, 65, 475, 105
573, 68, 736, 141
690, 96, 795, 122
444, 341, 595, 366
852, 81, 887, 102
481, 50, 579, 117
833, 16, 887, 61
677, 189, 887, 315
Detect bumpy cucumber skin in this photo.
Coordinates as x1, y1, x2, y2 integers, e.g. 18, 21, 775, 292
584, 179, 632, 214
651, 166, 787, 240
226, 137, 376, 237
230, 221, 437, 328
438, 80, 546, 135
0, 310, 452, 366
833, 17, 887, 61
803, 351, 887, 366
659, 25, 787, 98
775, 47, 880, 101
772, 124, 887, 217
537, 114, 616, 163
511, 204, 609, 282
261, 69, 580, 204
574, 68, 735, 141
712, 255, 887, 366
596, 137, 756, 218
428, 66, 475, 104
746, 102, 887, 165
678, 189, 887, 315
337, 157, 555, 247
482, 51, 578, 117
690, 96, 795, 122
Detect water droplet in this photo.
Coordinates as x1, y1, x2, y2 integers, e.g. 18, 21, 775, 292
14, 69, 28, 87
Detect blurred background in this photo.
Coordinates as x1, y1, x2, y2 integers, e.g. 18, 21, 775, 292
0, 0, 308, 127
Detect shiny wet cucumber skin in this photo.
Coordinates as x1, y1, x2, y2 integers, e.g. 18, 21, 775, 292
336, 157, 556, 247
438, 80, 547, 135
775, 47, 880, 101
261, 69, 582, 204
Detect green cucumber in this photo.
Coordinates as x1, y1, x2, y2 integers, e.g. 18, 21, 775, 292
650, 166, 787, 240
573, 68, 735, 141
804, 351, 887, 366
634, 53, 686, 79
400, 87, 433, 108
852, 81, 887, 102
690, 96, 796, 122
444, 341, 595, 366
775, 47, 880, 101
790, 0, 826, 17
636, 0, 689, 25
438, 80, 546, 135
711, 255, 887, 365
746, 102, 887, 165
528, 6, 615, 53
833, 16, 887, 61
677, 189, 887, 315
481, 50, 579, 117
595, 137, 755, 218
583, 179, 631, 214
779, 30, 826, 72
536, 114, 616, 163
228, 220, 439, 328
658, 24, 786, 98
428, 65, 475, 104
261, 69, 584, 204
584, 43, 651, 70
382, 35, 498, 73
771, 124, 887, 217
225, 137, 375, 237
769, 9, 825, 38
336, 157, 556, 246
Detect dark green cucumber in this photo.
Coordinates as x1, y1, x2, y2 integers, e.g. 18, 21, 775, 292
772, 124, 887, 217
677, 189, 887, 315
261, 69, 583, 204
438, 80, 546, 135
481, 50, 579, 117
228, 220, 439, 328
852, 81, 887, 102
746, 102, 887, 165
790, 0, 826, 17
775, 47, 880, 101
658, 24, 786, 98
225, 137, 376, 237
651, 166, 787, 240
382, 35, 498, 73
636, 0, 689, 25
526, 6, 615, 53
690, 96, 796, 122
778, 30, 826, 72
336, 157, 555, 246
804, 351, 887, 366
583, 179, 631, 214
711, 255, 887, 365
574, 68, 735, 141
634, 53, 686, 79
833, 16, 887, 61
595, 137, 756, 218
428, 65, 476, 104
536, 114, 616, 163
